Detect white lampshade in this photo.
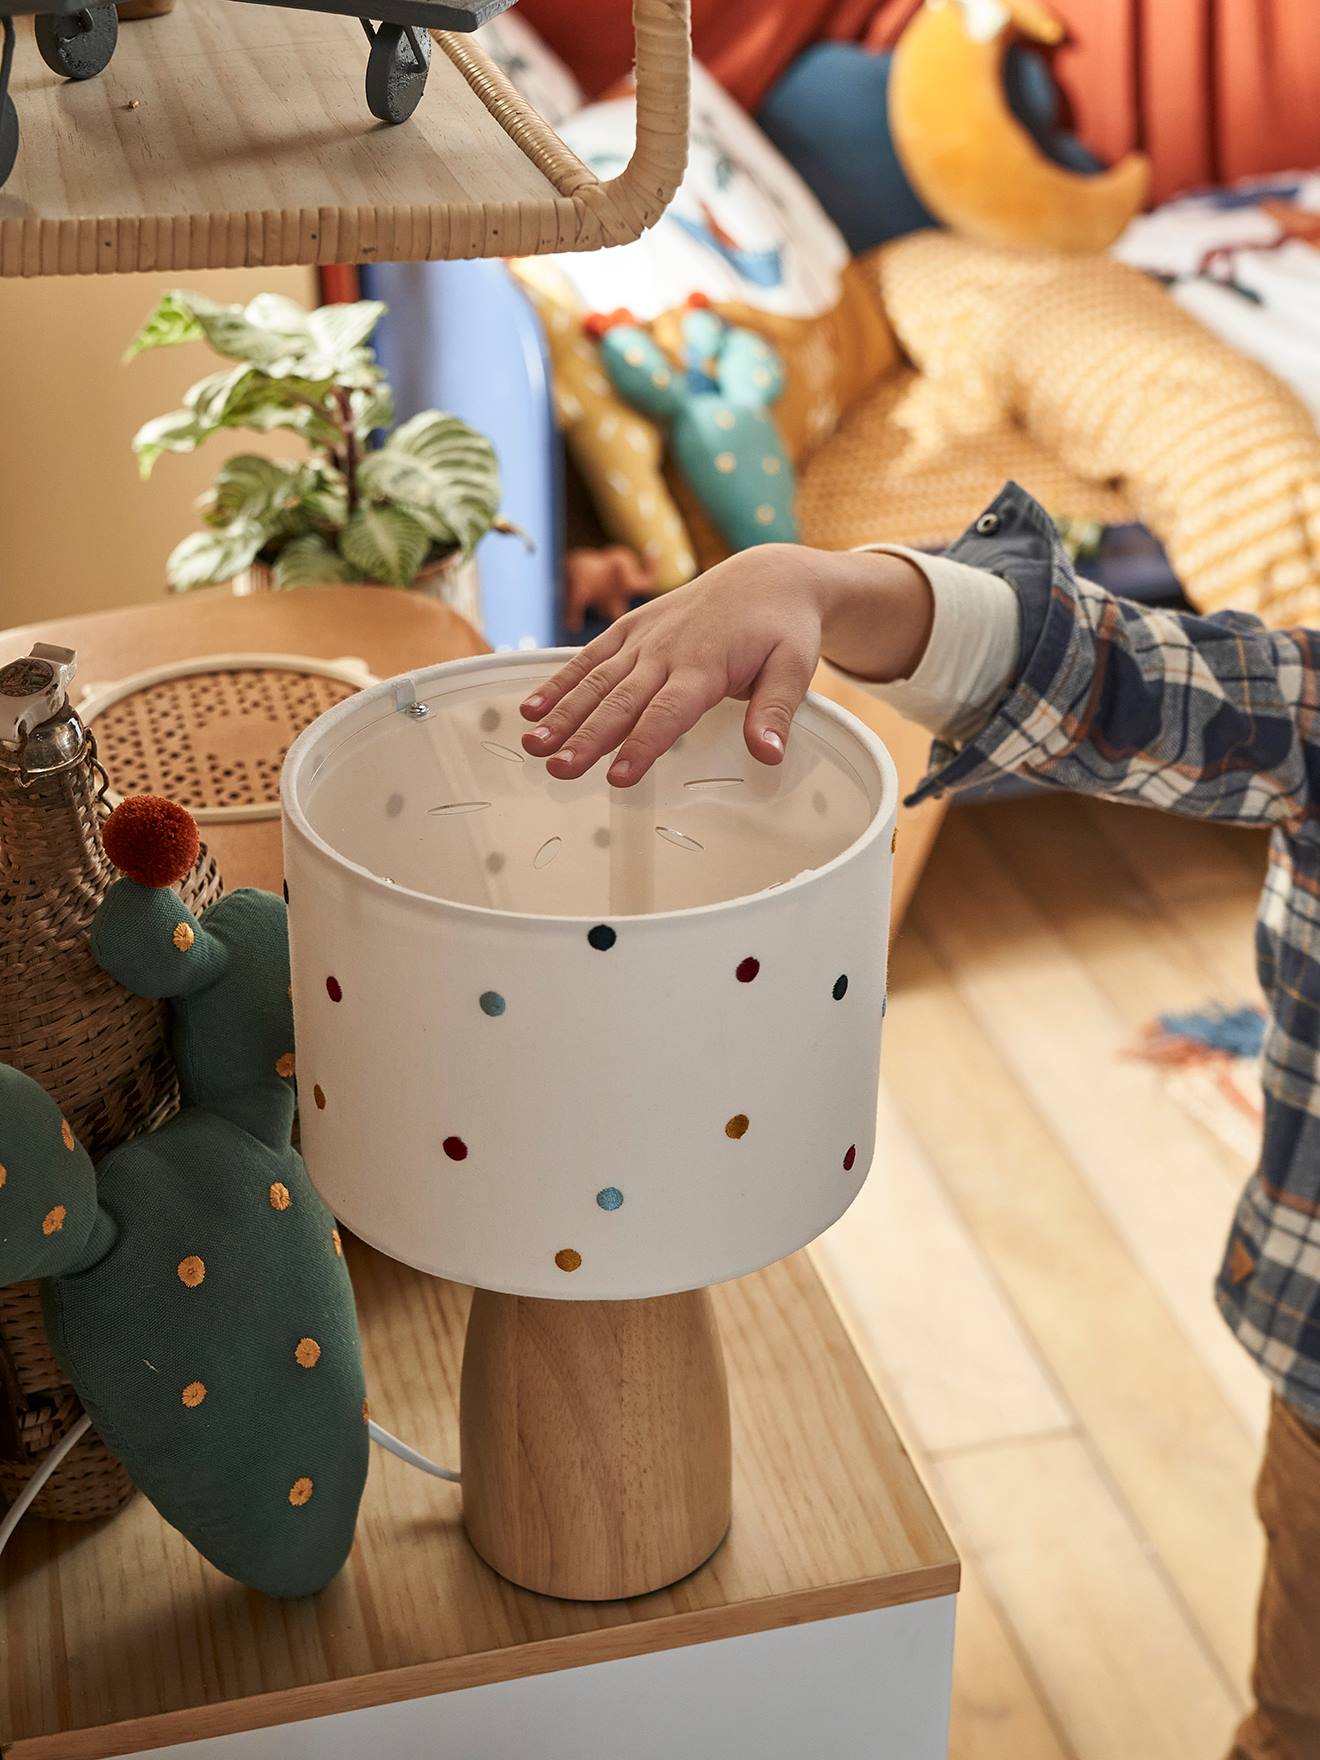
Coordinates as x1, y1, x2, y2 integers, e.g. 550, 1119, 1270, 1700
281, 652, 896, 1301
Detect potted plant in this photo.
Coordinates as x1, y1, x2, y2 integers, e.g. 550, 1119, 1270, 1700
127, 290, 521, 622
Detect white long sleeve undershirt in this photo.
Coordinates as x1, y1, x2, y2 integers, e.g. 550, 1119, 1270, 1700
848, 544, 1022, 744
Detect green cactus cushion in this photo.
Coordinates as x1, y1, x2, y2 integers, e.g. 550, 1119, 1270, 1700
598, 302, 799, 554
0, 796, 369, 1598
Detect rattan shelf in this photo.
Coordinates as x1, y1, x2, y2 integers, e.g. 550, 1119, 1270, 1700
0, 0, 690, 276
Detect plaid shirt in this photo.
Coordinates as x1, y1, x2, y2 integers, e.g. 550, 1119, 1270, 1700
910, 483, 1320, 1423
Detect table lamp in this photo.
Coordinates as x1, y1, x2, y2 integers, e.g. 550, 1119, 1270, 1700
281, 651, 896, 1600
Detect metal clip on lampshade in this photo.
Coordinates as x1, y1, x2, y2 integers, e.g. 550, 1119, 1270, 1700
282, 651, 897, 1600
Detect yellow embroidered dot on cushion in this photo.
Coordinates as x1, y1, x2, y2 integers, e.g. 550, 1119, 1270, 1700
331, 1227, 342, 1257
275, 1052, 296, 1079
60, 1119, 74, 1151
288, 1476, 314, 1507
172, 921, 195, 952
0, 1162, 7, 1188
295, 1336, 321, 1369
755, 504, 775, 525
715, 452, 737, 473
42, 1205, 66, 1235
269, 1182, 291, 1212
181, 1381, 207, 1408
177, 1254, 206, 1288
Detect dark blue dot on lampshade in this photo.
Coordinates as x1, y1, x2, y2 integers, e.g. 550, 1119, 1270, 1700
588, 924, 617, 952
843, 1144, 857, 1172
832, 974, 849, 1001
596, 1186, 624, 1211
479, 990, 506, 1018
282, 879, 289, 904
385, 792, 405, 818
881, 994, 888, 1019
736, 956, 760, 983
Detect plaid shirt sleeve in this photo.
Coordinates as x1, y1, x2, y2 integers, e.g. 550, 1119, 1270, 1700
908, 482, 1320, 838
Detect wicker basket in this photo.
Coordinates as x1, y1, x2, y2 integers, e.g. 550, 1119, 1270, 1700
0, 740, 222, 1520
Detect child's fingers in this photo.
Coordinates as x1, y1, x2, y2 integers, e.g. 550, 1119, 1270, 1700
545, 664, 668, 779
607, 668, 718, 787
522, 653, 635, 755
521, 625, 627, 722
743, 645, 814, 765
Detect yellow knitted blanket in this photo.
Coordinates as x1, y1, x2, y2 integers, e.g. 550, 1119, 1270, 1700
867, 233, 1320, 627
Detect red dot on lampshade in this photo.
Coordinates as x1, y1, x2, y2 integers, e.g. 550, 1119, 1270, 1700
326, 976, 343, 1003
843, 1144, 857, 1172
443, 1136, 468, 1161
736, 957, 760, 983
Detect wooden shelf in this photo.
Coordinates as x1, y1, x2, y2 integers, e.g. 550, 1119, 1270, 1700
0, 0, 690, 275
0, 590, 956, 1759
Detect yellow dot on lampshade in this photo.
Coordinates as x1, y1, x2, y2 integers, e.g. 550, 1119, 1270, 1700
42, 1205, 66, 1236
269, 1182, 291, 1212
715, 411, 735, 431
762, 456, 782, 475
331, 1227, 343, 1258
60, 1119, 74, 1152
891, 827, 898, 854
172, 921, 195, 953
181, 1381, 207, 1408
755, 505, 776, 526
295, 1336, 321, 1369
554, 1247, 582, 1273
288, 1476, 314, 1507
313, 1084, 326, 1111
177, 1254, 205, 1288
725, 1113, 750, 1140
715, 452, 737, 474
275, 1052, 296, 1079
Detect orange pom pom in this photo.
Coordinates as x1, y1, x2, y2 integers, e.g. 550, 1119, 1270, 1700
102, 795, 200, 888
582, 307, 636, 341
686, 291, 712, 309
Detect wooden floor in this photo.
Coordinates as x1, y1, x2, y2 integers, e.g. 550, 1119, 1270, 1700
814, 791, 1273, 1760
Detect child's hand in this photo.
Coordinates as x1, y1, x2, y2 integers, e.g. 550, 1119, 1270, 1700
521, 543, 933, 786
564, 544, 656, 633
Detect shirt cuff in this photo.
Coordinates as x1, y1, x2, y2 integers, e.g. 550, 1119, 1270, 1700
849, 544, 1022, 743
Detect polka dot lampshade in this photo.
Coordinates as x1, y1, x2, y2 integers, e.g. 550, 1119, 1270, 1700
281, 652, 897, 1301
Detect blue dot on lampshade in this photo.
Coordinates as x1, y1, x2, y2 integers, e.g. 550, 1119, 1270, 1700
588, 924, 617, 952
833, 974, 849, 1001
597, 1187, 624, 1211
479, 991, 506, 1018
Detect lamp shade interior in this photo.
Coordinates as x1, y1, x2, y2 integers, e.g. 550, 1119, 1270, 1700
296, 658, 880, 918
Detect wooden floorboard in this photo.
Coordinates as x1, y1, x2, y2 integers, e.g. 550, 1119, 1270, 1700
816, 793, 1272, 1757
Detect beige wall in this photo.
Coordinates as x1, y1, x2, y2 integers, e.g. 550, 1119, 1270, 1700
0, 265, 316, 628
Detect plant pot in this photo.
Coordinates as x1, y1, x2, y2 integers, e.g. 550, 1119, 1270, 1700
231, 553, 483, 635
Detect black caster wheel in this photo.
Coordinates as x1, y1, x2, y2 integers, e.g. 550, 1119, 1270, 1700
0, 94, 17, 190
365, 21, 430, 125
35, 4, 119, 80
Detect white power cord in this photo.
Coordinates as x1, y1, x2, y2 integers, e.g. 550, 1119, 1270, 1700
368, 1419, 461, 1483
0, 1412, 91, 1559
0, 1413, 457, 1566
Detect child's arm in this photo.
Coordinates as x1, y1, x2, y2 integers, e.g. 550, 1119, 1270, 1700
525, 481, 1320, 841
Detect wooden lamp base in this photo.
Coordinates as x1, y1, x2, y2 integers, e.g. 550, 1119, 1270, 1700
460, 1287, 732, 1601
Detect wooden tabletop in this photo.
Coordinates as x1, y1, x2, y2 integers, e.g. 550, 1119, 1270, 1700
0, 586, 957, 1760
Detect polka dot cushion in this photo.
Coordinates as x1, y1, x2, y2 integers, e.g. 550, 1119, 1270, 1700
0, 800, 370, 1599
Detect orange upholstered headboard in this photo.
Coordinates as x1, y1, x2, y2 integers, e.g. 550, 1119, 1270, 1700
521, 0, 1320, 205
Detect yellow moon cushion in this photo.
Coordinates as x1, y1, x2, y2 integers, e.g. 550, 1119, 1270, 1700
890, 0, 1149, 254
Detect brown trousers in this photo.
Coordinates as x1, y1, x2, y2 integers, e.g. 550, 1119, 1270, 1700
1232, 1397, 1320, 1760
